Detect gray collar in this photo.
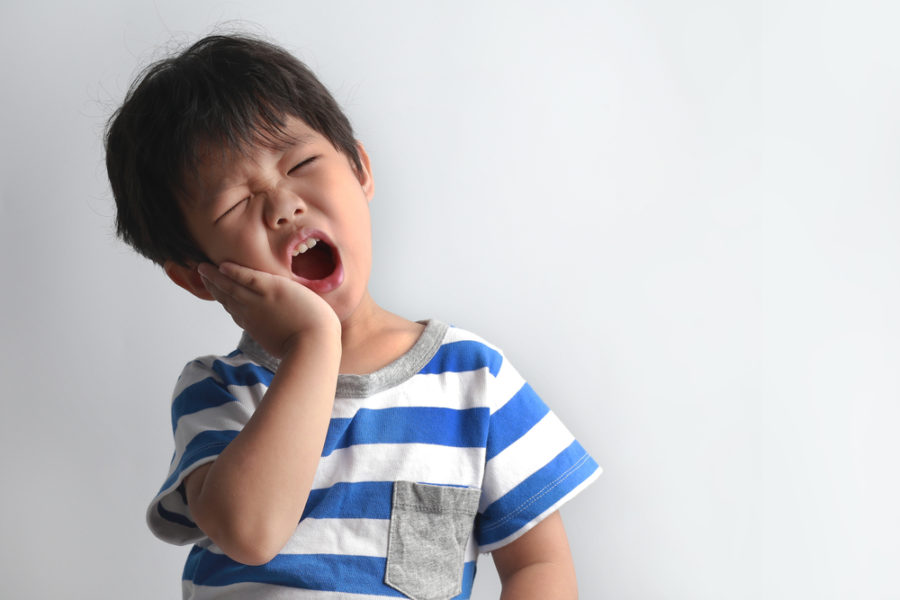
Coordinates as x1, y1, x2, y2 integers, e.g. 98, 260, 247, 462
237, 319, 449, 398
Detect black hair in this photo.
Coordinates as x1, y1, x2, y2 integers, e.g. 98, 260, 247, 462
105, 34, 362, 266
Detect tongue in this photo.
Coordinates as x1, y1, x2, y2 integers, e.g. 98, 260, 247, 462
292, 243, 336, 280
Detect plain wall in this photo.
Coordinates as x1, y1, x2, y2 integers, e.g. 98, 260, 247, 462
0, 1, 897, 598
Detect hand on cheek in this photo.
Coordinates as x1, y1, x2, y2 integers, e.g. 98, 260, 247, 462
197, 261, 341, 357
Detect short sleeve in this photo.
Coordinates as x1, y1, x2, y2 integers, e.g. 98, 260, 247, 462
145, 353, 274, 545
474, 353, 601, 552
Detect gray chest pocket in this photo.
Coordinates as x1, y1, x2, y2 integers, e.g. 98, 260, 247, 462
384, 481, 481, 600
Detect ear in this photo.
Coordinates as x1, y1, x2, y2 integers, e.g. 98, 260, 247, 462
164, 260, 215, 301
354, 141, 374, 202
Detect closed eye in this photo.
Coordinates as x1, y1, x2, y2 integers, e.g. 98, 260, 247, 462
215, 197, 249, 223
289, 156, 318, 174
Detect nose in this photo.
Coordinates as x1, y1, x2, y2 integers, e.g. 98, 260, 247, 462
263, 186, 305, 229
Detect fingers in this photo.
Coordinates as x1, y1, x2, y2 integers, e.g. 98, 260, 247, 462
197, 271, 230, 305
192, 261, 337, 354
197, 262, 267, 299
196, 263, 257, 330
196, 262, 291, 330
217, 261, 268, 293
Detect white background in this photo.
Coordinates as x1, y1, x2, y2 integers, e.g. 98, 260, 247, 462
1, 1, 897, 598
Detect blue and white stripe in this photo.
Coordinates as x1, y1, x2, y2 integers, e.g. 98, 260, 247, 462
148, 320, 600, 598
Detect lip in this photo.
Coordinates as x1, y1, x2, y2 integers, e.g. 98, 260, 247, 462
285, 227, 344, 294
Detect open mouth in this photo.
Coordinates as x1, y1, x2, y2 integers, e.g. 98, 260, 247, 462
291, 237, 338, 281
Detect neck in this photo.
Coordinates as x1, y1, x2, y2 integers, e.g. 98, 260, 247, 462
336, 292, 425, 375
338, 291, 383, 347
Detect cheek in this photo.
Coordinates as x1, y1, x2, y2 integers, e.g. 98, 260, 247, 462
211, 227, 269, 266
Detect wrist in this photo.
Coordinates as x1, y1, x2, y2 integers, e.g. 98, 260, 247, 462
280, 322, 342, 361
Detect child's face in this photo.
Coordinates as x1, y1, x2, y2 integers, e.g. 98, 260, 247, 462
177, 116, 375, 322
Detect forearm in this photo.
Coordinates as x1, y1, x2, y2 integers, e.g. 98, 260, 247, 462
189, 328, 341, 564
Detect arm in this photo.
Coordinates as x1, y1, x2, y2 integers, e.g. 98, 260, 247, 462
183, 261, 341, 566
492, 511, 579, 600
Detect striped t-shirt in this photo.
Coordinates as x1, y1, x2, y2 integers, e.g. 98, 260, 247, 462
148, 320, 600, 599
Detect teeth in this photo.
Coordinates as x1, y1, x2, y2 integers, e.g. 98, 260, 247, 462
292, 238, 320, 256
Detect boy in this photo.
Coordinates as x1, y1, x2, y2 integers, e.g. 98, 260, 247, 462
106, 34, 599, 599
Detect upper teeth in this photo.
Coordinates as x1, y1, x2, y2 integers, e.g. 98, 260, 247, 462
293, 238, 319, 256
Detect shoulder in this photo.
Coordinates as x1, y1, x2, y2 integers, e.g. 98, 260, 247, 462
440, 322, 500, 348
414, 322, 535, 416
174, 347, 273, 392
421, 322, 508, 378
169, 347, 273, 432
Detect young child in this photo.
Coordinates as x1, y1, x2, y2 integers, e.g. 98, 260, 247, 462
106, 34, 600, 599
